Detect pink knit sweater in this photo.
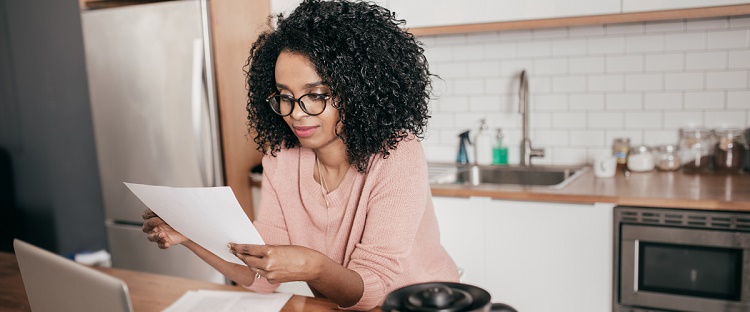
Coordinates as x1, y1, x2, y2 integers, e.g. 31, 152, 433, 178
247, 138, 459, 310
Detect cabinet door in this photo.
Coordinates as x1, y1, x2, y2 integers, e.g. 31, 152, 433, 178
389, 0, 620, 28
432, 196, 488, 287
483, 201, 614, 312
623, 0, 750, 13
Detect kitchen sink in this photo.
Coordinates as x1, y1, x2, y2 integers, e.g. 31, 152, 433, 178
428, 163, 586, 188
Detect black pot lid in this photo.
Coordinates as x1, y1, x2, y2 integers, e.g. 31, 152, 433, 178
382, 282, 492, 312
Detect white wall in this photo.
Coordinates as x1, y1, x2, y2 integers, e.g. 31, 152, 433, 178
420, 16, 750, 165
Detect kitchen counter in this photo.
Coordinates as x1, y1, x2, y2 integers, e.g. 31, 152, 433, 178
430, 167, 750, 212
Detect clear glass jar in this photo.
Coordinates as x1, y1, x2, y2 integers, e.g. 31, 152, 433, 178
612, 137, 630, 168
714, 127, 744, 172
654, 145, 681, 171
678, 128, 715, 173
627, 145, 655, 172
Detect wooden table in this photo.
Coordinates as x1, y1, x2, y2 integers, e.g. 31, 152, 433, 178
0, 252, 377, 311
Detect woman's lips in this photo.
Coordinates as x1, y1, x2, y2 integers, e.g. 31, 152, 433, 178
294, 126, 318, 138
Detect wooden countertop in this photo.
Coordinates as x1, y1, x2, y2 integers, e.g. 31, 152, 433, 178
430, 167, 750, 212
0, 252, 378, 312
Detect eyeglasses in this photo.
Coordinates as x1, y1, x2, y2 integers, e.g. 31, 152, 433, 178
266, 92, 333, 117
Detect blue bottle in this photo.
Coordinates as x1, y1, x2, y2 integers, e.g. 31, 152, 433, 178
457, 130, 472, 164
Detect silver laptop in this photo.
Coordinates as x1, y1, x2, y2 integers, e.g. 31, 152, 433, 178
13, 239, 133, 312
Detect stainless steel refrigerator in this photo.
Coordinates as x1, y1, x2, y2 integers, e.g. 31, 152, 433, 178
81, 0, 225, 283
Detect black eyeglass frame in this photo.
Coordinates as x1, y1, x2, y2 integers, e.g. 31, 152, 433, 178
265, 92, 334, 117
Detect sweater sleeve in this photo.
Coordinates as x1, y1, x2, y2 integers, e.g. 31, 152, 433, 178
344, 139, 431, 310
245, 154, 290, 293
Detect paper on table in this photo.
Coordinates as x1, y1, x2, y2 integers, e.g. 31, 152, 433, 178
162, 290, 292, 312
124, 182, 264, 265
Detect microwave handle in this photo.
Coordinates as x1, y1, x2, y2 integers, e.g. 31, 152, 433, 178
633, 239, 639, 292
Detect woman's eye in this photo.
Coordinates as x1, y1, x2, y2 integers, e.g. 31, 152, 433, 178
309, 93, 329, 100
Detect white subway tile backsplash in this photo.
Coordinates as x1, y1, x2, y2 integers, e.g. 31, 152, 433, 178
588, 37, 626, 54
500, 60, 533, 77
626, 73, 663, 91
570, 56, 605, 74
684, 91, 725, 109
606, 22, 644, 35
552, 39, 588, 56
534, 129, 569, 146
533, 28, 568, 39
663, 111, 704, 128
500, 29, 532, 41
606, 93, 642, 110
665, 33, 705, 51
626, 35, 665, 53
645, 20, 685, 33
728, 91, 750, 109
665, 72, 704, 90
729, 16, 750, 29
686, 51, 727, 70
453, 44, 485, 61
645, 53, 684, 72
728, 50, 750, 68
588, 112, 624, 129
424, 46, 453, 62
643, 130, 680, 146
517, 41, 552, 58
552, 112, 587, 129
589, 75, 624, 91
435, 62, 468, 78
453, 79, 485, 95
704, 111, 748, 128
534, 59, 568, 75
645, 92, 683, 110
469, 95, 503, 113
569, 25, 605, 37
706, 71, 748, 89
625, 112, 662, 129
569, 130, 605, 147
484, 42, 517, 59
570, 94, 605, 111
529, 112, 551, 129
421, 15, 750, 164
468, 61, 501, 77
686, 18, 729, 31
706, 30, 749, 49
552, 76, 587, 92
607, 55, 644, 73
533, 94, 568, 111
435, 96, 469, 113
606, 130, 645, 146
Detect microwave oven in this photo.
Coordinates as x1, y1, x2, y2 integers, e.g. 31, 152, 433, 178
614, 206, 750, 312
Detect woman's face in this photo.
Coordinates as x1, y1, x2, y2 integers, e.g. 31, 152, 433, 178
274, 51, 342, 150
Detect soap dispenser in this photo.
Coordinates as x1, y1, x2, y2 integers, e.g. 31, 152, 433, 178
473, 119, 493, 165
493, 128, 508, 165
457, 130, 472, 164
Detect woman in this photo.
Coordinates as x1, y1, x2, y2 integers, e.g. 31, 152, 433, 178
142, 0, 459, 310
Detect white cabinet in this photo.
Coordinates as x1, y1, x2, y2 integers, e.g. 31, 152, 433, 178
390, 0, 620, 28
622, 0, 750, 13
432, 196, 615, 312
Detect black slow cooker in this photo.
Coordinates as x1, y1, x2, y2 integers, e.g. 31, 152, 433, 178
381, 282, 517, 312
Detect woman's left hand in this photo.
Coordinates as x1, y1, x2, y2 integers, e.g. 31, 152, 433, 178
228, 243, 325, 284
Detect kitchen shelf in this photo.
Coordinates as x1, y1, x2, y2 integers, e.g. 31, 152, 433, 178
408, 4, 750, 36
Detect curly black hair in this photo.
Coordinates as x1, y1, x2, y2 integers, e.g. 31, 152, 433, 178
245, 0, 432, 173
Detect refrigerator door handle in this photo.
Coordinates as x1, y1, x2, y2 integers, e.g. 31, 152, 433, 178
200, 0, 224, 187
191, 38, 212, 187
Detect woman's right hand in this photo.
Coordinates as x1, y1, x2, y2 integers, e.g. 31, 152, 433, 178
141, 209, 189, 249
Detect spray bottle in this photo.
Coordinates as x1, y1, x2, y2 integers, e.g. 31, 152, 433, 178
457, 130, 472, 164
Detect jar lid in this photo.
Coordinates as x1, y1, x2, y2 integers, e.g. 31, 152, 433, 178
714, 127, 743, 137
632, 145, 651, 153
655, 144, 677, 153
679, 127, 713, 137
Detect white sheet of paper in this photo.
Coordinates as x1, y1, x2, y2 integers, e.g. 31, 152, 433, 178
162, 290, 292, 312
124, 182, 264, 265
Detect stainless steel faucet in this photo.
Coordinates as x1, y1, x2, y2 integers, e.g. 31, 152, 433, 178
519, 70, 545, 166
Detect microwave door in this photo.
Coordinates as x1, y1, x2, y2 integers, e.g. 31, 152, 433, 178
620, 224, 750, 312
